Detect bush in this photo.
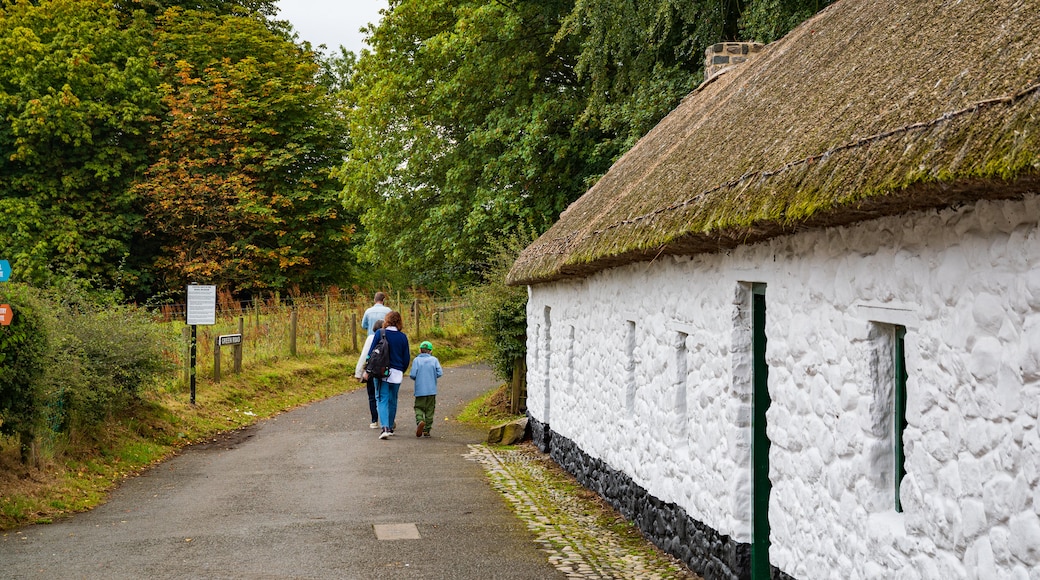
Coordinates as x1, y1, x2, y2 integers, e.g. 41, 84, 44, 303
41, 290, 169, 432
0, 284, 50, 462
470, 232, 532, 382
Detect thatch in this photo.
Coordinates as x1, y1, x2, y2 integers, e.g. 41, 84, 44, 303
508, 0, 1040, 286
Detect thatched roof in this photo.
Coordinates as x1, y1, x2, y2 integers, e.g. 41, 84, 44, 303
508, 0, 1040, 286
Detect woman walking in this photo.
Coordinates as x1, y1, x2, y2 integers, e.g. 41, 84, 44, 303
365, 311, 410, 439
354, 319, 383, 428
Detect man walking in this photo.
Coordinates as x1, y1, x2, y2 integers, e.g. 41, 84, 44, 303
361, 292, 391, 336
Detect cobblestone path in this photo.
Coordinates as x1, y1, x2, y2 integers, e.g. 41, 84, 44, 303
467, 444, 701, 580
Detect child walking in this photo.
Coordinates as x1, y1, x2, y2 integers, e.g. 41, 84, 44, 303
409, 340, 443, 437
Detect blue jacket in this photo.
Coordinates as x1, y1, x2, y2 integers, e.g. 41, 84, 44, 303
409, 353, 443, 397
368, 328, 410, 374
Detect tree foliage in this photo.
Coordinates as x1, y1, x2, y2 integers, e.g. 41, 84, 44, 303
342, 0, 613, 289
0, 0, 160, 291
342, 0, 833, 290
137, 9, 354, 294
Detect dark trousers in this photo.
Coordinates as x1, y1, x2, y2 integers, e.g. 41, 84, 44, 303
366, 378, 378, 422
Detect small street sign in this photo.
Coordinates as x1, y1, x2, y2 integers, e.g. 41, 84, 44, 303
218, 334, 243, 346
0, 260, 9, 282
0, 304, 12, 326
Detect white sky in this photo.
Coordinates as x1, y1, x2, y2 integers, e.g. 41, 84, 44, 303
275, 0, 387, 55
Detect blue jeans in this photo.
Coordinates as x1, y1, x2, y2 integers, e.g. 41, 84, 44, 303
375, 379, 400, 430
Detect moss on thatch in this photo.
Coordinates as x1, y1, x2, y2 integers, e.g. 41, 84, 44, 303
508, 0, 1040, 286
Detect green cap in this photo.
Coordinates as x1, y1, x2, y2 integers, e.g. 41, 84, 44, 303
420, 341, 433, 351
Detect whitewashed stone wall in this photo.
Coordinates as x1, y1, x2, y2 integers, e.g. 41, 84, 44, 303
525, 193, 1040, 580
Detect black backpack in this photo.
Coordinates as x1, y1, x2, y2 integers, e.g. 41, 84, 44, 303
366, 330, 391, 380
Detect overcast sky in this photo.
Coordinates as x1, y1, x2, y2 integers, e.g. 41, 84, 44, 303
275, 0, 386, 55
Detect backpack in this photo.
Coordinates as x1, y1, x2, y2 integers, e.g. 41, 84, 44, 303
366, 330, 391, 380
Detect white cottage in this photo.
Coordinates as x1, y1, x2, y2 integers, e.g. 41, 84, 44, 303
506, 1, 1040, 579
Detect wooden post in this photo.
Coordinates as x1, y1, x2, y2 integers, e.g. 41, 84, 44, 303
182, 326, 191, 384
413, 299, 420, 340
351, 312, 358, 353
234, 317, 244, 373
289, 309, 298, 356
510, 356, 523, 413
324, 294, 331, 349
213, 336, 222, 383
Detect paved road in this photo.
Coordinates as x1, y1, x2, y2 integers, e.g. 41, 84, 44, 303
0, 365, 565, 580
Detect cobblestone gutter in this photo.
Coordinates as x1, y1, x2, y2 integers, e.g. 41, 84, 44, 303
467, 443, 700, 580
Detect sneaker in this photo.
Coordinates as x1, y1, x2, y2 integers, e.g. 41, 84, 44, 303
379, 429, 390, 440
423, 432, 431, 437
416, 421, 425, 438
388, 429, 395, 436
369, 422, 379, 429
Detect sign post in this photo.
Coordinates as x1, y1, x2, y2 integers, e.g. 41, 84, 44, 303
213, 334, 242, 382
186, 284, 217, 405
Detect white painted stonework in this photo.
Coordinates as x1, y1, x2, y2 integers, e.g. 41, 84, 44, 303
525, 193, 1040, 579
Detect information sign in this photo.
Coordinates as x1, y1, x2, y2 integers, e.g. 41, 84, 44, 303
0, 304, 12, 326
186, 285, 217, 325
0, 260, 9, 282
218, 334, 243, 346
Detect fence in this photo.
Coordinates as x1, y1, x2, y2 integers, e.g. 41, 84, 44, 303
160, 293, 472, 383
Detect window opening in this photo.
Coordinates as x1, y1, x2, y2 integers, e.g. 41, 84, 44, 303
625, 320, 636, 412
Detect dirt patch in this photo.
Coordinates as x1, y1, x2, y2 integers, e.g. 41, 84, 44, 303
188, 425, 257, 452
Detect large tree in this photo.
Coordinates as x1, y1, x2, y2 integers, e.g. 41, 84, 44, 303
342, 0, 610, 287
0, 0, 160, 291
137, 8, 354, 294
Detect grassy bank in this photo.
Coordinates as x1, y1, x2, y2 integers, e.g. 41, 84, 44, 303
0, 326, 483, 530
0, 352, 362, 529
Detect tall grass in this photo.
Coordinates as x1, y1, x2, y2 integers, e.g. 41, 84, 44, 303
157, 290, 475, 385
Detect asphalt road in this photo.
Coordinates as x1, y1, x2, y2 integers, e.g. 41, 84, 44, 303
0, 365, 564, 580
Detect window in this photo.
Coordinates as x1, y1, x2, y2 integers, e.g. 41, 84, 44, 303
893, 325, 908, 512
675, 331, 689, 416
625, 320, 636, 412
870, 322, 908, 513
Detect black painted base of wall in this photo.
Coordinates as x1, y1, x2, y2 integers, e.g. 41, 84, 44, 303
528, 414, 796, 580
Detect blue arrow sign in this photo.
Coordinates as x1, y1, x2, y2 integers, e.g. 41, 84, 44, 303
0, 260, 9, 282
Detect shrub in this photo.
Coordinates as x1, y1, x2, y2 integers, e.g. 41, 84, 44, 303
470, 232, 532, 382
0, 284, 50, 463
41, 290, 169, 432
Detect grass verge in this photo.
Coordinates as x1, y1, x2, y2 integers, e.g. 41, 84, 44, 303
0, 352, 360, 530
455, 382, 525, 431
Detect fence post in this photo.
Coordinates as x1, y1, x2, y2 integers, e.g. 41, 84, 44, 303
413, 299, 420, 341
213, 336, 222, 383
511, 357, 528, 415
324, 294, 331, 349
289, 309, 298, 356
234, 317, 243, 373
182, 326, 191, 384
351, 312, 357, 353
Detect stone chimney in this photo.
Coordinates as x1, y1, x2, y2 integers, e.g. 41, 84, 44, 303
704, 42, 764, 82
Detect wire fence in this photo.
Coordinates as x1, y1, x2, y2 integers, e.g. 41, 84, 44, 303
158, 292, 472, 384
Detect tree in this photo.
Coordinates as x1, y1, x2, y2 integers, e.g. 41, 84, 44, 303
0, 0, 161, 292
555, 0, 833, 157
342, 0, 611, 288
138, 8, 354, 294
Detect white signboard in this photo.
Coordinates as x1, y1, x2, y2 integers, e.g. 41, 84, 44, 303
186, 285, 217, 325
